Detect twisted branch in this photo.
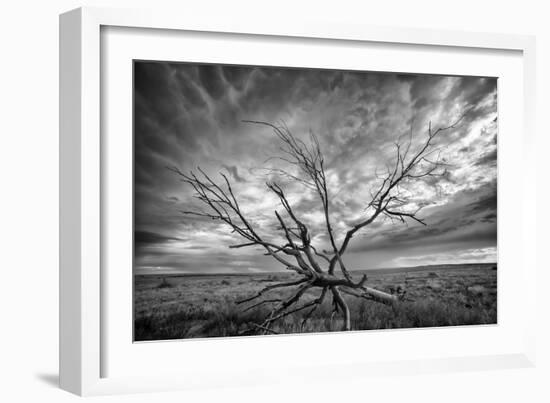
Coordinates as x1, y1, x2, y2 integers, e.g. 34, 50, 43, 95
169, 115, 464, 334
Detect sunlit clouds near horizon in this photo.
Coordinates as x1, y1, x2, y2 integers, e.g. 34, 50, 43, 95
134, 61, 497, 275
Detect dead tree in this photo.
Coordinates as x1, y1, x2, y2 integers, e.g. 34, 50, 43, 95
168, 117, 464, 333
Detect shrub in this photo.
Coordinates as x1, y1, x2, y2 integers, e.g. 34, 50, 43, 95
156, 277, 173, 289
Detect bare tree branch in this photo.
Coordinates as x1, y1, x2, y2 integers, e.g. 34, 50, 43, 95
169, 115, 464, 334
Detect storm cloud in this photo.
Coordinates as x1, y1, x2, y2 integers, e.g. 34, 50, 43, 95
134, 61, 497, 274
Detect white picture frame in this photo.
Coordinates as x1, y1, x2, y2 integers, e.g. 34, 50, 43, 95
59, 6, 537, 396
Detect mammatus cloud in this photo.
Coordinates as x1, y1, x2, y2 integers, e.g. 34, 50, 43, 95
134, 61, 497, 274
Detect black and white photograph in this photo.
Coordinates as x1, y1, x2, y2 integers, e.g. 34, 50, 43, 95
133, 61, 498, 341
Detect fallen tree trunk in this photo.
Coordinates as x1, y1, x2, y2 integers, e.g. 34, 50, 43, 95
341, 286, 398, 305
310, 273, 398, 306
363, 286, 399, 304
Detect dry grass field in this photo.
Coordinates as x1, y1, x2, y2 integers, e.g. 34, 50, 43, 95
134, 263, 497, 341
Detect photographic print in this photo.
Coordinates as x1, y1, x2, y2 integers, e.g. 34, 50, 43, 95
133, 61, 497, 341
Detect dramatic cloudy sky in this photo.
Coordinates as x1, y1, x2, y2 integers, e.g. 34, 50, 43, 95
134, 61, 497, 275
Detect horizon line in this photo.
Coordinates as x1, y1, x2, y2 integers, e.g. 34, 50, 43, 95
134, 261, 498, 276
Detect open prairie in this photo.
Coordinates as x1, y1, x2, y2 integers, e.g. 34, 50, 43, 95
134, 263, 497, 341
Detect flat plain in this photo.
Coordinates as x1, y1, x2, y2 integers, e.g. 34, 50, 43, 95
134, 263, 497, 341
